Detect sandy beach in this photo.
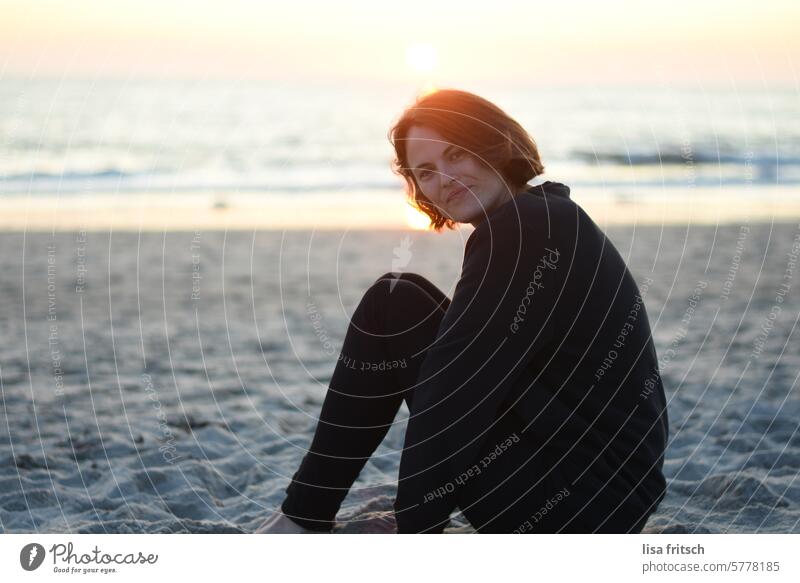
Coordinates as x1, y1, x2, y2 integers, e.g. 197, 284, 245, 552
2, 187, 800, 231
1, 220, 800, 533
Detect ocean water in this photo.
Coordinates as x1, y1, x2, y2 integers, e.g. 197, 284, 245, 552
1, 78, 799, 197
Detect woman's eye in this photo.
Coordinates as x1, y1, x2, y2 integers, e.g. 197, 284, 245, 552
450, 149, 464, 161
418, 170, 432, 180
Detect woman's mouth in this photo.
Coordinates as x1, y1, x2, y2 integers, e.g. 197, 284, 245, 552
447, 186, 468, 203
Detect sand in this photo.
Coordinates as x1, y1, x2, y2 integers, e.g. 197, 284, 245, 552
1, 222, 800, 533
2, 186, 800, 231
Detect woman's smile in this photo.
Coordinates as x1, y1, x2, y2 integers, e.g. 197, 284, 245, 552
447, 185, 469, 203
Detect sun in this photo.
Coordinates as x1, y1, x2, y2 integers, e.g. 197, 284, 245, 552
405, 206, 432, 230
405, 43, 438, 73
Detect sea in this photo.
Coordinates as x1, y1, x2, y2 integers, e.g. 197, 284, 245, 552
1, 78, 798, 199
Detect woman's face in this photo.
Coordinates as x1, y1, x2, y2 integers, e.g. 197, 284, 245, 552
405, 125, 517, 228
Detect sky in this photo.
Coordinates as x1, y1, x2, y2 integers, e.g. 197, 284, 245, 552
1, 0, 798, 84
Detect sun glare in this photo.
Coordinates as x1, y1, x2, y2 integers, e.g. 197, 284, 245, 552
419, 82, 439, 96
405, 206, 431, 230
405, 43, 438, 73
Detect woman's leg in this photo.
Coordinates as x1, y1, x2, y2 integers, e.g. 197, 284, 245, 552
279, 272, 451, 531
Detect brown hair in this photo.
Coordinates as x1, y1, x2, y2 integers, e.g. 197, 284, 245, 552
388, 88, 545, 231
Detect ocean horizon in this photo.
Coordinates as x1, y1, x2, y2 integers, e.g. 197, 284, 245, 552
2, 78, 798, 198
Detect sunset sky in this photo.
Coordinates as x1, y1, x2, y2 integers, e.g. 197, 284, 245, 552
2, 0, 798, 85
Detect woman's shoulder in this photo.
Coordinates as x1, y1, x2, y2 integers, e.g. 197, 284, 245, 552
468, 181, 581, 251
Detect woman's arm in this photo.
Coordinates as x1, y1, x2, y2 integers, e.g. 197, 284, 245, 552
393, 204, 571, 533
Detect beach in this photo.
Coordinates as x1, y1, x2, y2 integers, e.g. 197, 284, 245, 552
2, 220, 799, 533
2, 187, 800, 231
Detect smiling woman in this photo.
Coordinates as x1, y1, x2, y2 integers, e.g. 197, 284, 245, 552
389, 89, 546, 230
257, 88, 668, 534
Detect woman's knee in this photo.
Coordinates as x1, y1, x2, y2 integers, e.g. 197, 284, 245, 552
372, 272, 448, 307
360, 272, 449, 335
374, 270, 429, 288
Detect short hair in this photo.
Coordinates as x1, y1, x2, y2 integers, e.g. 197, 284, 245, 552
388, 88, 545, 231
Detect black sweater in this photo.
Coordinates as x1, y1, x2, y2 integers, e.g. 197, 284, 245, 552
393, 181, 669, 533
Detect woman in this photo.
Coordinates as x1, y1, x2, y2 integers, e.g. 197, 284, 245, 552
256, 89, 669, 534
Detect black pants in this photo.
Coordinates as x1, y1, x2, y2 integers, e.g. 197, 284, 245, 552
280, 272, 651, 533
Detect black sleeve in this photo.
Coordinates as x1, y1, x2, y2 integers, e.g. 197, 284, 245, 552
393, 210, 567, 533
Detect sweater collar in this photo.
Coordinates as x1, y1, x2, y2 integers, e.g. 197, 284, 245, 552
526, 180, 571, 199
482, 180, 571, 223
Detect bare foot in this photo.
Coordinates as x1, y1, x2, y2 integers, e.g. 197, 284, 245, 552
254, 511, 329, 534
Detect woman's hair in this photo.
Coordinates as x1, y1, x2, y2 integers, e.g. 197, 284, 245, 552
388, 88, 545, 231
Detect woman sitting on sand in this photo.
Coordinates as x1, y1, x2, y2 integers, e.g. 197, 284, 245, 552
257, 89, 669, 534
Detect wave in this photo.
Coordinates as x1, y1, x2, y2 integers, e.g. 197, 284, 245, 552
0, 169, 143, 182
571, 150, 800, 167
3, 177, 798, 196
3, 155, 800, 196
0, 176, 402, 195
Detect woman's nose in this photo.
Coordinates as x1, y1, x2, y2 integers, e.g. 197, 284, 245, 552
442, 169, 458, 190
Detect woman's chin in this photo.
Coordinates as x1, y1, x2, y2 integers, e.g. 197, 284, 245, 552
446, 202, 482, 225
447, 212, 473, 225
